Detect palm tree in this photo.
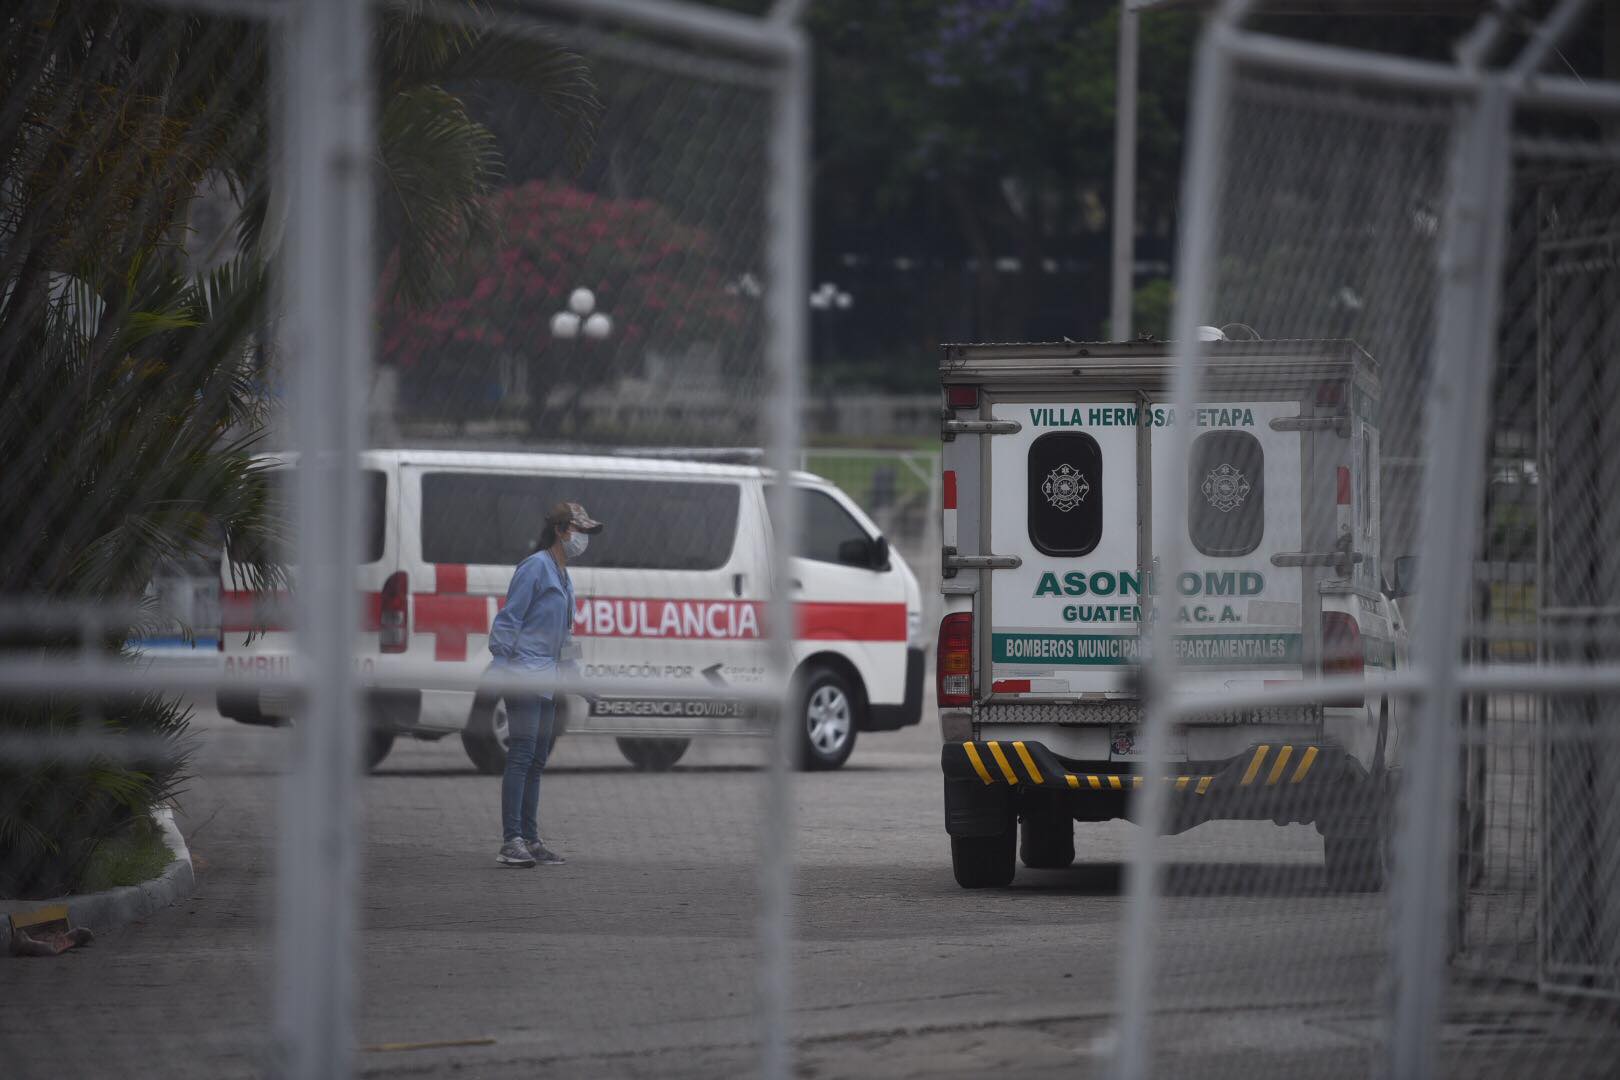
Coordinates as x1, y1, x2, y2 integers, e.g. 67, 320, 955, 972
377, 2, 601, 306
0, 0, 600, 897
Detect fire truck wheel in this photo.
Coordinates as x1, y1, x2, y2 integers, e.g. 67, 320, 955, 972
951, 820, 1017, 889
1324, 831, 1388, 892
1324, 767, 1395, 891
1020, 812, 1076, 869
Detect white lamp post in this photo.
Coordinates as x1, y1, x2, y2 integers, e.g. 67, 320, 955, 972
809, 282, 853, 361
551, 287, 614, 341
539, 287, 612, 435
809, 281, 852, 311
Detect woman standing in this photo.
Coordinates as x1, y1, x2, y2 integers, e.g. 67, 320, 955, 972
487, 500, 603, 867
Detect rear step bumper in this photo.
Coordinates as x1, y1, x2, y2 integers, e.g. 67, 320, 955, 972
942, 738, 1370, 835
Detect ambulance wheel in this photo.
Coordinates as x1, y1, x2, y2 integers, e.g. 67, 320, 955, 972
365, 730, 396, 772
218, 691, 279, 727
616, 737, 690, 771
951, 821, 1017, 889
1020, 812, 1075, 869
797, 667, 857, 771
461, 697, 510, 776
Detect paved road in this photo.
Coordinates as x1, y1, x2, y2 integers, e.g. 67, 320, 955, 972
4, 705, 1614, 1078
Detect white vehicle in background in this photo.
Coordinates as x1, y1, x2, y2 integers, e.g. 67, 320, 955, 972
219, 450, 925, 772
936, 338, 1410, 890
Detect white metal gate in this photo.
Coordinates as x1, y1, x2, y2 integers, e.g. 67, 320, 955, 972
0, 1, 810, 1076
1117, 2, 1620, 1077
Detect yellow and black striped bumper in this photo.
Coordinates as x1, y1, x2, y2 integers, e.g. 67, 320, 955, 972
942, 739, 1345, 799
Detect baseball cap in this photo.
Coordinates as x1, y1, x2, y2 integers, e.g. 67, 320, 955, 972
547, 500, 604, 534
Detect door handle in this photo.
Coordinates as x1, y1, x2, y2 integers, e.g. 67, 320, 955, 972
733, 573, 744, 598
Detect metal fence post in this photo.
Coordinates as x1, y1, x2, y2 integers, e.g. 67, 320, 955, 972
273, 0, 373, 1074
1110, 1, 1140, 342
1112, 5, 1250, 1077
1388, 76, 1512, 1079
760, 25, 810, 1080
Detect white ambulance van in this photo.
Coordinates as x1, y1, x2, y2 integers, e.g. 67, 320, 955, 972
937, 339, 1409, 890
219, 450, 925, 772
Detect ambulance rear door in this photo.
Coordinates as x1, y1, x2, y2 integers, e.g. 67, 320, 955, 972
1150, 399, 1310, 701
985, 396, 1148, 699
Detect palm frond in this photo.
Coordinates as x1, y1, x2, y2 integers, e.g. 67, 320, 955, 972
379, 84, 502, 305
435, 31, 602, 173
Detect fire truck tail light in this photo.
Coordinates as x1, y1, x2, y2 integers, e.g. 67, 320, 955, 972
1316, 380, 1345, 406
1321, 610, 1364, 706
937, 612, 974, 707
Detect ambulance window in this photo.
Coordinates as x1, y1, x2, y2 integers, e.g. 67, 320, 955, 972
1027, 432, 1102, 557
794, 490, 873, 565
239, 468, 386, 565
362, 470, 387, 564
1189, 430, 1264, 556
421, 473, 739, 570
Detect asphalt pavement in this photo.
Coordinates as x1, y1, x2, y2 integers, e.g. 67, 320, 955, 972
3, 703, 1614, 1078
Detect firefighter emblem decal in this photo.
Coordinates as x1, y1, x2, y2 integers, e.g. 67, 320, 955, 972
1201, 463, 1251, 513
1042, 464, 1091, 511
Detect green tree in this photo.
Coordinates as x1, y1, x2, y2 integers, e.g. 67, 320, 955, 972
804, 1, 1197, 344
1103, 277, 1173, 341
381, 180, 747, 433
0, 0, 598, 896
376, 2, 601, 305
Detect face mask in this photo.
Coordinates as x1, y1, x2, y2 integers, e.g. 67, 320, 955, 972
562, 531, 589, 559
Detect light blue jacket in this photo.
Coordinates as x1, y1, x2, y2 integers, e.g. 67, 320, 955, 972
488, 550, 575, 677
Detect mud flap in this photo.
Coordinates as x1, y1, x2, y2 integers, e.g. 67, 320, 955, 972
944, 775, 1014, 838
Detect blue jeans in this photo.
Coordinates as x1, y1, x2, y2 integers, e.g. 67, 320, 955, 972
501, 694, 556, 842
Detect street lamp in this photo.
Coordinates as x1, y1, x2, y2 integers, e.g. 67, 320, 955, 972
538, 287, 612, 435
809, 281, 852, 311
809, 282, 853, 363
551, 286, 613, 342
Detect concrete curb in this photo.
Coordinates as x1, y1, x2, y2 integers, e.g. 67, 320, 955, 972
2, 807, 195, 945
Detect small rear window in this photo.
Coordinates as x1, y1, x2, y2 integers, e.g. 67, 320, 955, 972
241, 468, 386, 565
1028, 432, 1103, 557
421, 473, 740, 570
1189, 430, 1264, 556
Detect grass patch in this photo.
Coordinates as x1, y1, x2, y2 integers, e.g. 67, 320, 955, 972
77, 815, 175, 894
807, 433, 938, 452
803, 451, 937, 507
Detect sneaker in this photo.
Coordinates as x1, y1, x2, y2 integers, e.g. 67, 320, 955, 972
496, 838, 536, 867
526, 839, 566, 866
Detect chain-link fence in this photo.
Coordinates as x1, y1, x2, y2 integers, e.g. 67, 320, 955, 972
804, 447, 941, 623
1106, 3, 1620, 1078
6, 2, 1620, 1079
1, 1, 815, 1076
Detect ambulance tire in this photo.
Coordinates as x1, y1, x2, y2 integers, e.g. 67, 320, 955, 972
616, 737, 690, 771
461, 696, 510, 776
365, 730, 396, 772
951, 820, 1017, 889
1019, 813, 1076, 869
462, 695, 572, 775
796, 667, 858, 771
218, 691, 279, 727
